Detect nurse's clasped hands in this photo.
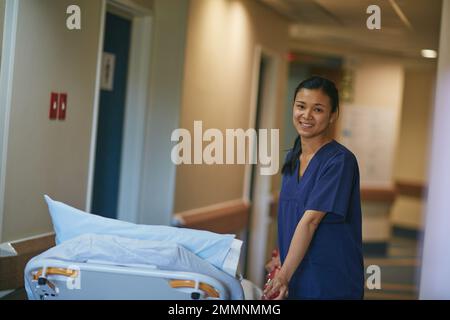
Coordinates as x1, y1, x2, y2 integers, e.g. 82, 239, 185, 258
262, 267, 289, 300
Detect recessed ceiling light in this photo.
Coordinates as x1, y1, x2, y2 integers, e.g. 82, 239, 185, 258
421, 49, 437, 59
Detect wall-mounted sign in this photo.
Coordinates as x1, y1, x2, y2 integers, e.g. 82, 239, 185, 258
101, 52, 116, 91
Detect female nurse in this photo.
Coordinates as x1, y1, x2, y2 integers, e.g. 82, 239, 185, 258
263, 76, 364, 300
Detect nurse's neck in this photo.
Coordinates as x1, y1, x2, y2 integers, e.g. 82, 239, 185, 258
300, 135, 333, 157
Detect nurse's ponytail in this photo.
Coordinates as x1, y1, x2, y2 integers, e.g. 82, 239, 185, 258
281, 135, 302, 175
281, 76, 339, 176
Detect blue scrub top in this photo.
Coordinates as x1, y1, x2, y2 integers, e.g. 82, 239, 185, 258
278, 140, 364, 299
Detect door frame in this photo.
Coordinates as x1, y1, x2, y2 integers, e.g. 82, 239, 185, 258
0, 0, 19, 241
86, 0, 152, 223
244, 45, 280, 286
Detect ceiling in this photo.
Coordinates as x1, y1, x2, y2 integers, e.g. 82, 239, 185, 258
259, 0, 442, 59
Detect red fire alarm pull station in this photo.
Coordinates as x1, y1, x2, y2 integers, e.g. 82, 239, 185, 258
49, 92, 59, 119
58, 93, 67, 120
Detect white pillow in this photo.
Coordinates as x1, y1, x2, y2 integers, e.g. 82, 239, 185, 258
44, 195, 238, 272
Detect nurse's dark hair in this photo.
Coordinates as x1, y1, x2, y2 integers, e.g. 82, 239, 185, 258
281, 76, 340, 175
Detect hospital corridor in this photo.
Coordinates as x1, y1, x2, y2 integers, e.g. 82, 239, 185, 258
1, 0, 450, 301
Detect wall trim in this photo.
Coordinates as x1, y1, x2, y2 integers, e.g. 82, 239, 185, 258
85, 0, 107, 212
360, 187, 397, 202
174, 199, 250, 235
6, 231, 55, 245
115, 3, 152, 223
0, 0, 19, 242
174, 198, 244, 218
242, 46, 261, 203
395, 180, 425, 199
246, 45, 281, 286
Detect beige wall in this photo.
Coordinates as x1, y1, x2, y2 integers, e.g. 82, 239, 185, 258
338, 56, 405, 242
394, 68, 435, 182
174, 0, 289, 212
350, 59, 405, 113
1, 0, 103, 242
391, 67, 436, 229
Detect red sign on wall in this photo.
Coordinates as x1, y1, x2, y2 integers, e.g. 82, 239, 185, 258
58, 93, 67, 120
49, 92, 59, 120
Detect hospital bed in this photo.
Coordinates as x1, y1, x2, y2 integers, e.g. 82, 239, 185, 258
25, 259, 232, 300
24, 196, 261, 300
24, 233, 261, 300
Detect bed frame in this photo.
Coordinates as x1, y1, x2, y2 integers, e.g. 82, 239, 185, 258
25, 258, 229, 300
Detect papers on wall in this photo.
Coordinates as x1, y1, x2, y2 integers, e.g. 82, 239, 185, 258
339, 105, 399, 188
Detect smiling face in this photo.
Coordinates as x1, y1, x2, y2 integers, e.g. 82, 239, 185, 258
292, 88, 336, 140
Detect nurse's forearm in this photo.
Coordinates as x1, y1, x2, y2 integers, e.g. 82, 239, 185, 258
278, 217, 318, 282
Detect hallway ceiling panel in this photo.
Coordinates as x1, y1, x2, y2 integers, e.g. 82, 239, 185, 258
260, 0, 442, 58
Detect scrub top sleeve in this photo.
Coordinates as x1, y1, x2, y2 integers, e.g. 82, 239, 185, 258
304, 152, 356, 223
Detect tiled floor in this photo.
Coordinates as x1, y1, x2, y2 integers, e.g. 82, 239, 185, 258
364, 236, 421, 300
